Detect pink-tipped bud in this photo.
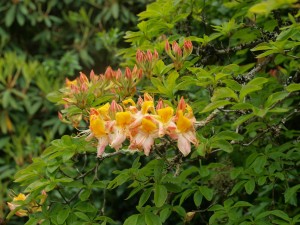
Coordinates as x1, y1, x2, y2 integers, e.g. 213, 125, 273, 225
125, 67, 132, 79
79, 72, 89, 84
172, 41, 182, 58
144, 92, 153, 102
146, 50, 153, 61
90, 70, 98, 82
104, 66, 113, 79
116, 69, 122, 80
70, 84, 79, 94
183, 39, 193, 56
137, 96, 144, 107
137, 68, 143, 79
136, 50, 144, 63
58, 112, 63, 121
153, 49, 159, 60
80, 82, 88, 92
165, 40, 171, 53
156, 99, 164, 110
177, 97, 187, 111
110, 100, 123, 116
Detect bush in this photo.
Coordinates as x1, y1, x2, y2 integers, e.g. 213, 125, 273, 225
5, 0, 300, 224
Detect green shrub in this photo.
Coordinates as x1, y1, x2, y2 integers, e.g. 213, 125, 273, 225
5, 0, 300, 224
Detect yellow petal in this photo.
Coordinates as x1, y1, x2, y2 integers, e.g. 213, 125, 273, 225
157, 107, 174, 124
13, 193, 27, 201
176, 110, 192, 133
122, 98, 136, 106
142, 118, 157, 133
97, 103, 110, 116
90, 115, 106, 138
141, 101, 154, 114
116, 111, 131, 127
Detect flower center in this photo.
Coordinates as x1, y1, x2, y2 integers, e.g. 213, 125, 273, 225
116, 111, 131, 127
141, 118, 157, 133
176, 110, 192, 133
157, 107, 174, 123
90, 115, 106, 138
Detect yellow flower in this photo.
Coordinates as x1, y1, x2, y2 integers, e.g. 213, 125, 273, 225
176, 110, 192, 133
116, 111, 131, 127
157, 107, 174, 124
141, 117, 157, 133
90, 115, 106, 138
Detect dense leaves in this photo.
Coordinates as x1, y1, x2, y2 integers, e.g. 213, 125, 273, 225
3, 0, 300, 224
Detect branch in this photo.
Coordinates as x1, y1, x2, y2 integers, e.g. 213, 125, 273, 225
195, 109, 219, 129
243, 56, 272, 81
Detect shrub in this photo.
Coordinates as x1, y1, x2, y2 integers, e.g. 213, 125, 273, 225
6, 0, 300, 224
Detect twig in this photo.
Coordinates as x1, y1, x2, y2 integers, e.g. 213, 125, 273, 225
195, 109, 219, 129
243, 56, 272, 81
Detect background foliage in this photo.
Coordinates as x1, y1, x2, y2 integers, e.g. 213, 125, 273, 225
2, 0, 300, 224
0, 0, 151, 224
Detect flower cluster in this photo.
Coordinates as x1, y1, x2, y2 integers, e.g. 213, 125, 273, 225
165, 39, 193, 70
136, 49, 159, 78
61, 65, 143, 127
85, 93, 198, 157
7, 191, 47, 217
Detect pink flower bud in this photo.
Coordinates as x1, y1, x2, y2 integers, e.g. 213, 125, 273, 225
58, 112, 63, 120
125, 67, 132, 79
156, 99, 164, 110
144, 92, 153, 101
80, 82, 88, 92
177, 97, 187, 111
172, 41, 182, 58
165, 40, 171, 53
146, 50, 153, 61
115, 69, 122, 80
137, 68, 143, 79
104, 66, 113, 79
153, 49, 159, 60
79, 72, 89, 84
183, 39, 193, 57
136, 49, 144, 63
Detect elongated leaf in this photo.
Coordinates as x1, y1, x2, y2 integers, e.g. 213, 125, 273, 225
201, 100, 232, 113
245, 179, 255, 194
286, 83, 300, 92
154, 184, 168, 207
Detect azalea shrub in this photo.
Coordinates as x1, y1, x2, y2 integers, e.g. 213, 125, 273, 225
7, 0, 300, 225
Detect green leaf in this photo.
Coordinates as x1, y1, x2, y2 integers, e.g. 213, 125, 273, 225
201, 100, 232, 113
5, 5, 16, 27
212, 131, 244, 142
160, 207, 172, 222
154, 184, 168, 207
199, 186, 213, 201
265, 91, 289, 108
74, 212, 90, 222
252, 155, 267, 174
230, 180, 247, 195
57, 207, 70, 224
211, 87, 238, 102
211, 139, 233, 153
138, 188, 152, 207
233, 201, 253, 208
111, 2, 119, 19
245, 179, 255, 194
124, 214, 140, 225
193, 191, 203, 207
286, 83, 300, 92
257, 210, 291, 221
145, 212, 162, 225
239, 85, 262, 100
79, 189, 91, 201
284, 184, 300, 205
25, 217, 39, 225
232, 114, 255, 128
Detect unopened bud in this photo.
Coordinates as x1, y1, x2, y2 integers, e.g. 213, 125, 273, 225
146, 50, 153, 61
165, 40, 171, 53
136, 49, 144, 64
105, 66, 113, 79
183, 39, 193, 57
58, 112, 63, 120
172, 41, 182, 58
153, 49, 159, 60
125, 67, 132, 79
79, 72, 89, 84
177, 97, 187, 111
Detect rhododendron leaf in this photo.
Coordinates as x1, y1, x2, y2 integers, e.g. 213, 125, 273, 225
154, 184, 168, 207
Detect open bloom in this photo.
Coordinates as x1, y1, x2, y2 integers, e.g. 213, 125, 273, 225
129, 116, 159, 156
7, 193, 28, 217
